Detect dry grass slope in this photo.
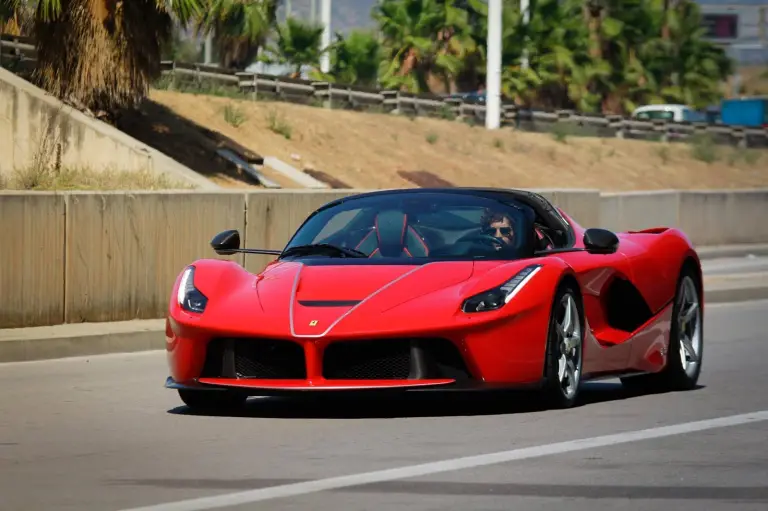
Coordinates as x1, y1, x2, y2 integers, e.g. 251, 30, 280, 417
141, 88, 768, 191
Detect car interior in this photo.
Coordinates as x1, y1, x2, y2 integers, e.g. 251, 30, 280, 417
307, 194, 571, 260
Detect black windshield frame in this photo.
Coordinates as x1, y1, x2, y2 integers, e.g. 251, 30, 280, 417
280, 191, 542, 263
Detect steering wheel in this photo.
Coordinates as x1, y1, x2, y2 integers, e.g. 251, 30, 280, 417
456, 232, 504, 249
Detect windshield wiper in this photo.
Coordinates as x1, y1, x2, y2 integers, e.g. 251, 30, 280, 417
280, 243, 368, 259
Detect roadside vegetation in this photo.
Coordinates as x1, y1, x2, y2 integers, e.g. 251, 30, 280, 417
0, 165, 191, 191
0, 0, 738, 120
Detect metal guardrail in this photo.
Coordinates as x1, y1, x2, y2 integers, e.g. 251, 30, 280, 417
3, 34, 767, 149
159, 61, 768, 149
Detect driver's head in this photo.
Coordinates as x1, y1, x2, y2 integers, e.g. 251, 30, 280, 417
481, 210, 515, 247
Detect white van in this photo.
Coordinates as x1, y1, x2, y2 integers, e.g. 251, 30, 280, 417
631, 104, 694, 122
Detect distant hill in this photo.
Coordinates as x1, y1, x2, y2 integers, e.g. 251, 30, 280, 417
278, 0, 379, 34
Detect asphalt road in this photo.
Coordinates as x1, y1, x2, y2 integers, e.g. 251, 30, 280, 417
2, 299, 768, 511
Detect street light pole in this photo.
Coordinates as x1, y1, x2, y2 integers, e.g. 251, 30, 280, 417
485, 0, 502, 130
320, 0, 332, 73
204, 32, 213, 65
521, 0, 530, 69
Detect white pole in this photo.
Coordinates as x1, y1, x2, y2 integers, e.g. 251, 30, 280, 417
204, 32, 213, 65
320, 0, 332, 73
485, 0, 502, 130
521, 0, 530, 69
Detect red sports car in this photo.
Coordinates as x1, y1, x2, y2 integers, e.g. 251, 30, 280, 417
165, 188, 704, 411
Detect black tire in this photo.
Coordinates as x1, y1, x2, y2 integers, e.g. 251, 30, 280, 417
620, 264, 703, 393
178, 389, 247, 412
542, 280, 585, 409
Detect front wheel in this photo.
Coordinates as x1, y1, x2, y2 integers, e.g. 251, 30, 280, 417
621, 266, 703, 392
178, 389, 247, 412
542, 282, 585, 409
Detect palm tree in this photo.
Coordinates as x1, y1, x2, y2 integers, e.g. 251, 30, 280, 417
260, 16, 325, 78
327, 29, 381, 87
195, 0, 279, 70
373, 0, 477, 94
26, 0, 202, 117
1, 0, 33, 35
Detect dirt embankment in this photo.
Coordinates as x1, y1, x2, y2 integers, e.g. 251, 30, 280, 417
128, 88, 768, 191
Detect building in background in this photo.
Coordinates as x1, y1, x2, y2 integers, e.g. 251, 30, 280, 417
694, 0, 768, 65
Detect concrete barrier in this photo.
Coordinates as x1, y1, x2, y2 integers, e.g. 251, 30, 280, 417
601, 189, 768, 247
64, 191, 246, 323
600, 191, 681, 233
1, 187, 767, 328
0, 67, 216, 189
0, 192, 66, 328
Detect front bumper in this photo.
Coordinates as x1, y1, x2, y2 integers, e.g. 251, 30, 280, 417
165, 376, 545, 396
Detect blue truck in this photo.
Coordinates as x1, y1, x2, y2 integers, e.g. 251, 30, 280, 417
719, 97, 768, 127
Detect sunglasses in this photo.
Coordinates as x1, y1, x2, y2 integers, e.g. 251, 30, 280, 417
483, 226, 513, 237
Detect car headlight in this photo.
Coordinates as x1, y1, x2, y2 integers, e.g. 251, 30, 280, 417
177, 266, 208, 314
461, 264, 542, 313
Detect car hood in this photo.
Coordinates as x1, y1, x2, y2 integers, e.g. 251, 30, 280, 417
254, 261, 475, 336
192, 258, 543, 338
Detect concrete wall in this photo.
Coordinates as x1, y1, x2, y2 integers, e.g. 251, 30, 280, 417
1, 188, 766, 328
0, 67, 216, 189
600, 189, 768, 245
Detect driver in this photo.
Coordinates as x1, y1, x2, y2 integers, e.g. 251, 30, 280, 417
480, 209, 515, 249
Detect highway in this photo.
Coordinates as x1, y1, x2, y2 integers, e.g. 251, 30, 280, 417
1, 298, 768, 511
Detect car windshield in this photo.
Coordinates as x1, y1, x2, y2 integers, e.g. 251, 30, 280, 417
281, 192, 537, 262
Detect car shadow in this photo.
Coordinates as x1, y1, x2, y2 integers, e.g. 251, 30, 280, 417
166, 381, 706, 419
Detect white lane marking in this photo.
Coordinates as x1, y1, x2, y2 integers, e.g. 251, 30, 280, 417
117, 410, 768, 511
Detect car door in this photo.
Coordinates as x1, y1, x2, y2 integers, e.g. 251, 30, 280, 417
558, 248, 634, 375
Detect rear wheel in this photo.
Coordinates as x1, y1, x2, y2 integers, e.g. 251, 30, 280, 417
178, 389, 247, 412
542, 282, 585, 409
621, 265, 703, 392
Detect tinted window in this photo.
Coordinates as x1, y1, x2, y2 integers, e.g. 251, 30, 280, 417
283, 192, 537, 261
636, 110, 675, 121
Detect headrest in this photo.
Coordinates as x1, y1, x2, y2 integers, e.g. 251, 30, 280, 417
375, 210, 407, 257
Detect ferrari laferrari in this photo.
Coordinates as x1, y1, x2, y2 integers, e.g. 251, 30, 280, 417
164, 188, 704, 411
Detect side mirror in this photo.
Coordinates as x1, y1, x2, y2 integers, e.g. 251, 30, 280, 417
211, 229, 241, 255
583, 228, 619, 254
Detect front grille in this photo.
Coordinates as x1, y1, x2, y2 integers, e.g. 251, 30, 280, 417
324, 340, 411, 379
200, 338, 306, 379
322, 338, 472, 381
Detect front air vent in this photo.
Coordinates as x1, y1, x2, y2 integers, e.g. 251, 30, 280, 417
322, 338, 472, 381
201, 338, 306, 379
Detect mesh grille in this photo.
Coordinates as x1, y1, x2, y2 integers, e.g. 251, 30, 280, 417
200, 338, 306, 379
234, 339, 306, 379
323, 340, 411, 380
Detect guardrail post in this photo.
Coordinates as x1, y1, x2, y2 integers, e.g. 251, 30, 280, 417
502, 104, 516, 128
312, 81, 331, 109
170, 61, 177, 90
382, 90, 398, 114
606, 115, 624, 139
651, 120, 668, 143
444, 97, 461, 121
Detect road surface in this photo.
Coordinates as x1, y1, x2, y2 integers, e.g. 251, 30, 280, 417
1, 299, 767, 511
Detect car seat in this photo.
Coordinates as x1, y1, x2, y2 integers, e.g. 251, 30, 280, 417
354, 210, 429, 258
